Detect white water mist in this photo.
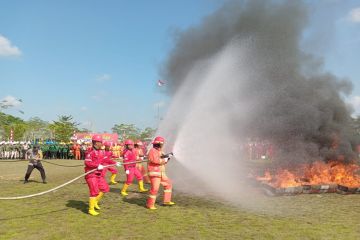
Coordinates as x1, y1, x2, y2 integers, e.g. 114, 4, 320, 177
157, 40, 256, 205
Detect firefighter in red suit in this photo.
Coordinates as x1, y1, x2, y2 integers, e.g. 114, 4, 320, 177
103, 141, 119, 184
85, 134, 120, 216
146, 136, 175, 210
120, 139, 148, 196
134, 140, 150, 183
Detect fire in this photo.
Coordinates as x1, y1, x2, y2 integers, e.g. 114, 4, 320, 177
256, 161, 360, 188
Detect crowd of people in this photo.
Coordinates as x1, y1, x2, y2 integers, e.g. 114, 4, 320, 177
0, 141, 31, 159
0, 140, 134, 161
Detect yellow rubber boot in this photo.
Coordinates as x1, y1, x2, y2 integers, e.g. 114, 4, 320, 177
138, 180, 148, 192
148, 206, 157, 210
110, 174, 118, 184
94, 192, 104, 210
121, 184, 129, 196
163, 201, 176, 206
88, 197, 100, 216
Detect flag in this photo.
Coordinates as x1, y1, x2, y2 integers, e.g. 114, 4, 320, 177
157, 80, 165, 87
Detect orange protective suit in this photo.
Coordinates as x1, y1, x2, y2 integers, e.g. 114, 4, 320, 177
146, 147, 172, 209
135, 147, 150, 183
74, 144, 81, 160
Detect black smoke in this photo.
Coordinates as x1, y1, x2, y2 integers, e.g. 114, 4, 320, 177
161, 0, 359, 164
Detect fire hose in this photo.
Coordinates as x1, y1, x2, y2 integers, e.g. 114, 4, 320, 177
41, 159, 84, 167
0, 160, 148, 200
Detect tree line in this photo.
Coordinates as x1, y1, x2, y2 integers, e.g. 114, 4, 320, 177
0, 113, 156, 142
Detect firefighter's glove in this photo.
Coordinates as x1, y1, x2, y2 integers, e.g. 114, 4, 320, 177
125, 169, 130, 175
116, 162, 122, 167
97, 164, 104, 170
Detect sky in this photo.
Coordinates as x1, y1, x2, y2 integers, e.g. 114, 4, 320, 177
1, 0, 360, 132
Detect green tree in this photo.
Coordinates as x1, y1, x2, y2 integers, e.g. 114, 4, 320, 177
139, 127, 156, 141
0, 112, 27, 140
111, 123, 140, 140
23, 117, 51, 141
49, 115, 79, 142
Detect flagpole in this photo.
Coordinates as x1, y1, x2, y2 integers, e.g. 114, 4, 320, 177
157, 103, 160, 123
156, 79, 165, 124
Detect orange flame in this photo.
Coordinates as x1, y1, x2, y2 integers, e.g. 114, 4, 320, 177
257, 161, 360, 188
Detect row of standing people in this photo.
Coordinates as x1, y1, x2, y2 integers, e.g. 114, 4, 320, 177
85, 135, 174, 216
0, 141, 79, 160
0, 141, 126, 160
0, 141, 31, 159
44, 142, 124, 160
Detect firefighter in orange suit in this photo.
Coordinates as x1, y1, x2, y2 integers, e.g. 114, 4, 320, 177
74, 143, 81, 160
134, 140, 150, 183
146, 136, 175, 210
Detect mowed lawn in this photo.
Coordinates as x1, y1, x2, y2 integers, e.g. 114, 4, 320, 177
0, 160, 359, 240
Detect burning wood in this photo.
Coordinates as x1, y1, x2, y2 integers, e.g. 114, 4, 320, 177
255, 161, 360, 195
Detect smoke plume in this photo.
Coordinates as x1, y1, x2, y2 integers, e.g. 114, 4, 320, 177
157, 0, 359, 205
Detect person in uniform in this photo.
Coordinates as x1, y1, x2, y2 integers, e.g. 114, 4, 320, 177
84, 135, 121, 216
146, 136, 175, 210
120, 140, 148, 196
24, 145, 47, 184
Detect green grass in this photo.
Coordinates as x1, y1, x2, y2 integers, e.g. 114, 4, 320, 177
0, 160, 359, 240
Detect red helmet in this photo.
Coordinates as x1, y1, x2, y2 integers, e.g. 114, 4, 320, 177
124, 139, 134, 145
103, 141, 111, 147
152, 136, 165, 144
92, 134, 103, 142
135, 140, 143, 146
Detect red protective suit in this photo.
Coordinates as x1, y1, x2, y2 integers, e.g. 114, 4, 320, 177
86, 146, 93, 154
146, 147, 172, 208
84, 148, 116, 197
103, 150, 118, 175
123, 148, 143, 185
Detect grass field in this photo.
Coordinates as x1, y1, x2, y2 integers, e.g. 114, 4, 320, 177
0, 160, 359, 240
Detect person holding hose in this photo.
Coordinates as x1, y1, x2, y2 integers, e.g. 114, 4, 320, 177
120, 139, 148, 196
103, 141, 119, 184
24, 145, 46, 184
146, 136, 175, 210
85, 134, 121, 216
134, 140, 150, 183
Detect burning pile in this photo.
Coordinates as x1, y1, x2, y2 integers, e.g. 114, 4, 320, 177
256, 161, 360, 195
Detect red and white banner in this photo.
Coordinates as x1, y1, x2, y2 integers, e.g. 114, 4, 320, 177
73, 133, 119, 144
